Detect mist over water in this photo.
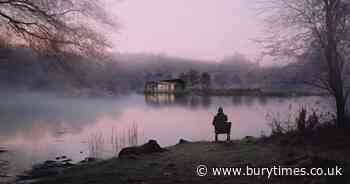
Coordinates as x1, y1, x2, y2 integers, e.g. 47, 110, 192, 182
0, 92, 332, 180
0, 0, 347, 183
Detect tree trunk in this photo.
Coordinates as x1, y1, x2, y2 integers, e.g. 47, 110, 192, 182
324, 0, 347, 128
335, 94, 346, 127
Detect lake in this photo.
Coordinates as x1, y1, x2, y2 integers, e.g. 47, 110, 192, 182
0, 93, 332, 180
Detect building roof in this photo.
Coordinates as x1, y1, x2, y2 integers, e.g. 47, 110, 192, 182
159, 79, 185, 84
146, 79, 185, 84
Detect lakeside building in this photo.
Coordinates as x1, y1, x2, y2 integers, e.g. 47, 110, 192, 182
144, 79, 186, 93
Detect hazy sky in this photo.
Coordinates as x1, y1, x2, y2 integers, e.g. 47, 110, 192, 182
112, 0, 263, 61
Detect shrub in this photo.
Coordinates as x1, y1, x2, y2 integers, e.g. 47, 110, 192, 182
267, 106, 335, 137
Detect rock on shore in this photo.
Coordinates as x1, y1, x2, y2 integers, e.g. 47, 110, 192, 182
119, 140, 167, 158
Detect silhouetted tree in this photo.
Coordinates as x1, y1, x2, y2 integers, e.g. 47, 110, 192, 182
258, 0, 350, 127
179, 72, 189, 85
214, 73, 228, 88
200, 72, 211, 89
0, 34, 11, 48
0, 0, 117, 57
188, 69, 200, 87
231, 74, 242, 87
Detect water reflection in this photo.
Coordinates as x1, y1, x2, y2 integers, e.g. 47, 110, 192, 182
202, 96, 212, 108
145, 94, 209, 108
0, 94, 331, 147
0, 93, 125, 144
145, 94, 177, 106
257, 96, 268, 106
232, 96, 243, 106
0, 93, 331, 180
144, 94, 290, 109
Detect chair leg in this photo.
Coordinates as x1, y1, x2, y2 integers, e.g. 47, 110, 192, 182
215, 134, 218, 142
227, 134, 230, 141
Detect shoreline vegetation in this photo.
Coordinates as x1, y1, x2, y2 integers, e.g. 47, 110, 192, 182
17, 131, 350, 184
0, 149, 9, 182
143, 88, 328, 97
16, 113, 350, 184
47, 88, 330, 98
0, 87, 328, 99
193, 88, 327, 97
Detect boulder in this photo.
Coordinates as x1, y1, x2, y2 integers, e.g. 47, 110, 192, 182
85, 157, 98, 162
20, 158, 75, 180
0, 148, 7, 154
243, 136, 256, 143
119, 140, 166, 158
178, 139, 190, 144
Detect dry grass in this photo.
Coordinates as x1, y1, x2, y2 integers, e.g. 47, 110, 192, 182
88, 123, 140, 158
88, 132, 105, 158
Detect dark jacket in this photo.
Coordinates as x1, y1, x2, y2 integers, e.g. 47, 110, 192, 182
212, 112, 228, 126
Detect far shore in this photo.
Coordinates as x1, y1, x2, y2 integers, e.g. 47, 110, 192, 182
143, 88, 329, 97
0, 87, 328, 99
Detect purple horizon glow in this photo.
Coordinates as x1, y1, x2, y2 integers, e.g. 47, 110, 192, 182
110, 0, 264, 62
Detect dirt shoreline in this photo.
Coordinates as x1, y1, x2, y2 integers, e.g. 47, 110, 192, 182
18, 134, 350, 184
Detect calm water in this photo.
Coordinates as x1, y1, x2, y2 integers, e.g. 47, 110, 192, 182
0, 93, 332, 180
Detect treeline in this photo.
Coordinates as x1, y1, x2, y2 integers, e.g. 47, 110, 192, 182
0, 47, 118, 96
113, 52, 261, 90
112, 52, 317, 92
0, 47, 326, 96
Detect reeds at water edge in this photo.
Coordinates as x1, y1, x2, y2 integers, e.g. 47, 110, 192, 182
88, 132, 105, 158
88, 123, 141, 158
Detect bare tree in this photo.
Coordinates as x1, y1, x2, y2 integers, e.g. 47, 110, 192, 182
257, 0, 350, 127
0, 0, 117, 57
188, 69, 200, 87
200, 72, 211, 89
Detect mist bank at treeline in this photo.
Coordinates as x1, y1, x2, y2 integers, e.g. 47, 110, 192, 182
0, 47, 333, 97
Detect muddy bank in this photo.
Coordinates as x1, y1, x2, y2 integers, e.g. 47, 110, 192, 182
16, 135, 350, 184
16, 140, 166, 183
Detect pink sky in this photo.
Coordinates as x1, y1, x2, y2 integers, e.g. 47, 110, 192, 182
110, 0, 264, 62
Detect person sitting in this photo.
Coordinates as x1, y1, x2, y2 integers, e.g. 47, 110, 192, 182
212, 107, 231, 141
